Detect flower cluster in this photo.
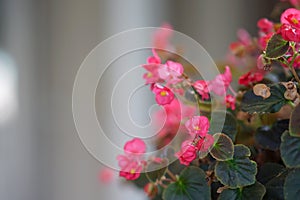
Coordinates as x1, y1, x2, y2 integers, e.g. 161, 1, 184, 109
114, 4, 300, 199
117, 138, 146, 180
175, 116, 214, 166
193, 66, 235, 109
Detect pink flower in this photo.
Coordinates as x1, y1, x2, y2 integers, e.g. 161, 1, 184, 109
185, 116, 210, 137
175, 140, 197, 166
281, 8, 300, 28
225, 94, 236, 110
282, 0, 300, 7
279, 23, 300, 42
193, 80, 210, 100
197, 134, 214, 152
229, 29, 252, 57
290, 54, 300, 68
257, 18, 274, 33
158, 61, 184, 85
238, 71, 264, 86
237, 29, 252, 46
281, 54, 300, 68
258, 32, 273, 50
98, 168, 114, 184
279, 8, 300, 42
209, 66, 232, 96
117, 138, 146, 180
124, 138, 146, 155
153, 23, 173, 50
290, 0, 300, 7
118, 160, 143, 180
153, 99, 196, 141
143, 49, 163, 84
152, 84, 175, 105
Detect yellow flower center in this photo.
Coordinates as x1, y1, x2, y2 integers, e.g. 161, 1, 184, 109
160, 91, 167, 96
147, 72, 153, 78
292, 18, 299, 25
130, 169, 136, 174
194, 125, 201, 131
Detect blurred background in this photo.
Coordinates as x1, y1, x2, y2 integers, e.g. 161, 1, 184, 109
0, 0, 274, 199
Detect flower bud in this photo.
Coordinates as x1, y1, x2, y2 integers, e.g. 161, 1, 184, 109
144, 182, 158, 199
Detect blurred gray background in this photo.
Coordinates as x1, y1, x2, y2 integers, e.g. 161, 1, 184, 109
0, 0, 273, 200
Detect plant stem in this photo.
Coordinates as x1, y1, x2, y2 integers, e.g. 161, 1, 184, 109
166, 169, 177, 181
289, 43, 300, 85
228, 85, 237, 97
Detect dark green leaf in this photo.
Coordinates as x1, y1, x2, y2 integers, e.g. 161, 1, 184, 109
290, 103, 300, 137
264, 169, 288, 200
280, 131, 300, 167
241, 84, 287, 114
218, 182, 266, 200
210, 111, 237, 142
284, 168, 300, 199
265, 34, 289, 59
210, 133, 234, 161
215, 145, 257, 188
255, 120, 289, 150
162, 167, 210, 200
257, 163, 285, 184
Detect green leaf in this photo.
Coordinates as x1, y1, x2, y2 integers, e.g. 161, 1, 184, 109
280, 131, 300, 167
241, 84, 287, 114
256, 163, 285, 184
264, 169, 288, 200
290, 103, 300, 137
255, 119, 289, 151
146, 158, 168, 182
210, 111, 237, 142
210, 133, 234, 161
218, 182, 266, 200
215, 145, 257, 188
284, 168, 300, 199
265, 34, 290, 59
162, 167, 210, 200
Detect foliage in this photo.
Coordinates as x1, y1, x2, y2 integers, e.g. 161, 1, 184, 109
113, 1, 300, 199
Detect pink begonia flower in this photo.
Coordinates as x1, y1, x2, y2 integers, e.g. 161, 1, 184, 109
153, 23, 173, 50
153, 99, 196, 141
117, 138, 146, 180
258, 32, 273, 50
193, 80, 210, 100
152, 84, 175, 105
196, 134, 214, 152
209, 66, 232, 96
281, 8, 300, 27
282, 0, 300, 7
257, 18, 274, 34
257, 55, 265, 70
225, 94, 236, 110
124, 138, 146, 155
279, 23, 300, 42
290, 0, 300, 7
281, 54, 300, 68
158, 61, 184, 85
237, 29, 252, 46
238, 71, 264, 86
229, 29, 252, 56
143, 49, 163, 84
279, 8, 300, 42
118, 160, 143, 180
98, 168, 114, 184
175, 140, 197, 166
185, 116, 210, 137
